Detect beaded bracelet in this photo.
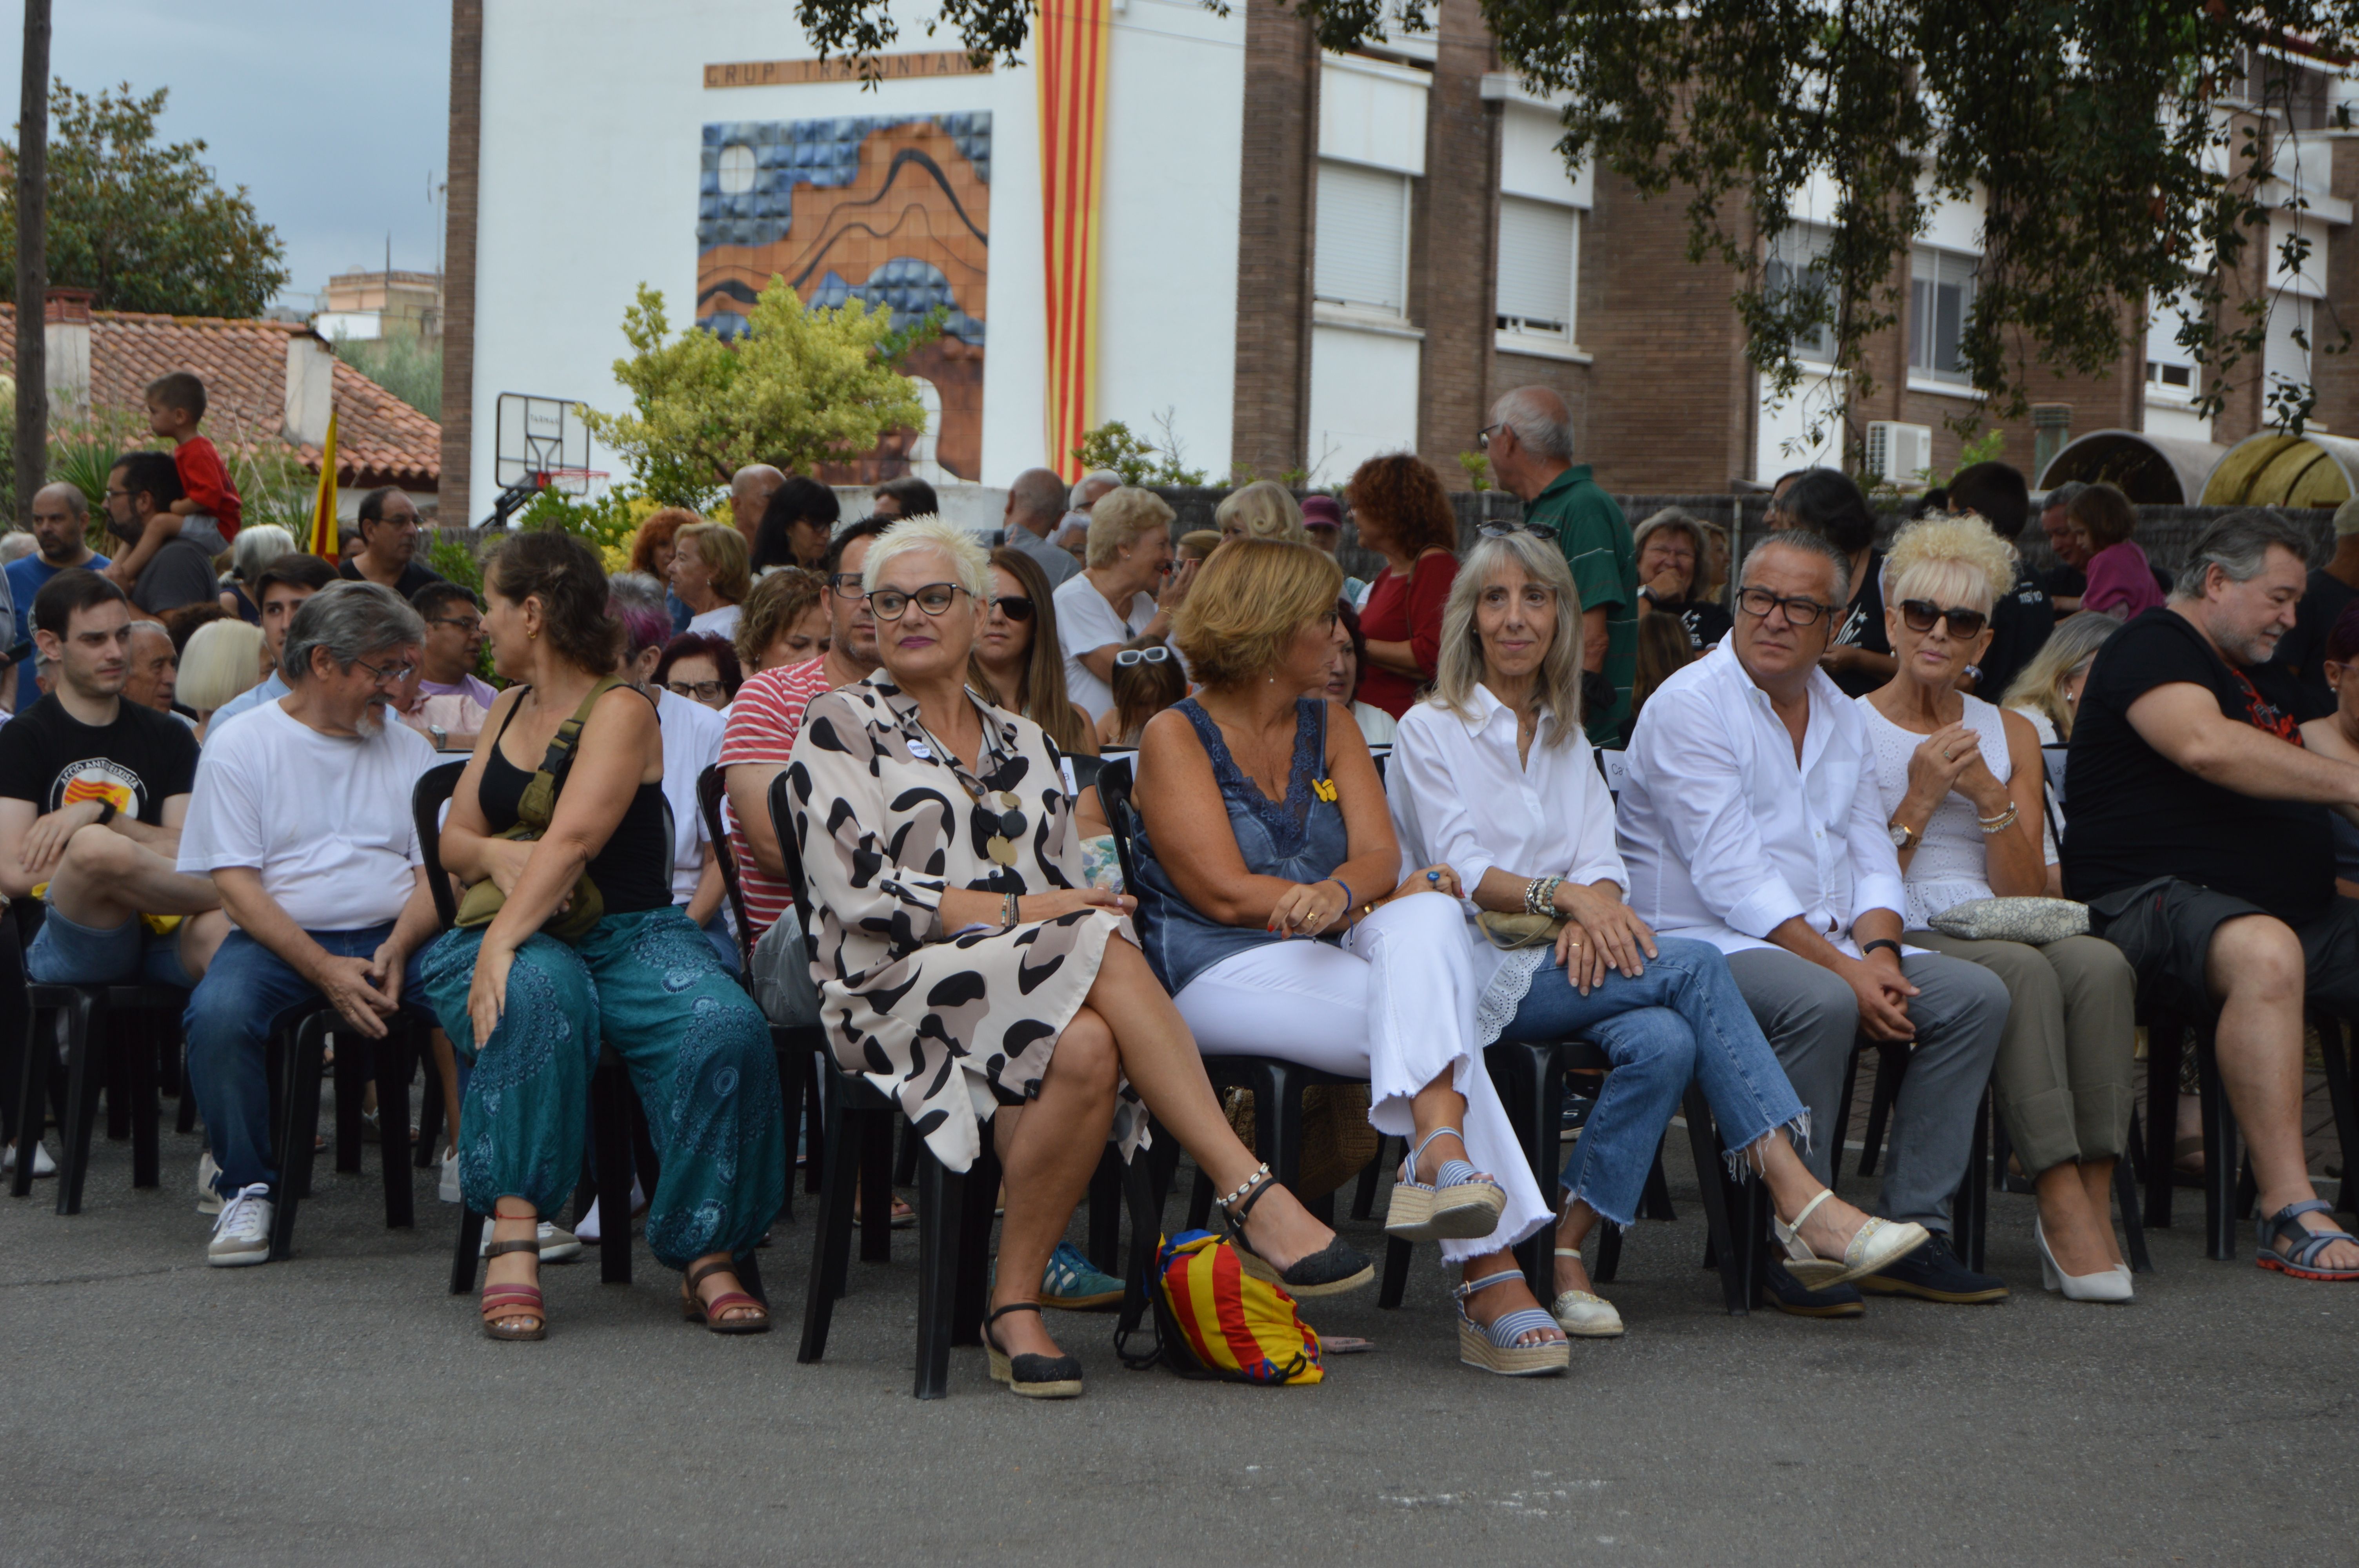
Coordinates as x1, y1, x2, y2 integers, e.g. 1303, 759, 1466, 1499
1976, 803, 2020, 836
1214, 1161, 1271, 1211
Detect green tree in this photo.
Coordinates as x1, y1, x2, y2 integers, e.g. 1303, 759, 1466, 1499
334, 331, 441, 420
793, 0, 2350, 446
0, 82, 289, 318
578, 280, 931, 509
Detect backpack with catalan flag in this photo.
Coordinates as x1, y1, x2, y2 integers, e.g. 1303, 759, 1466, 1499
1116, 1230, 1323, 1385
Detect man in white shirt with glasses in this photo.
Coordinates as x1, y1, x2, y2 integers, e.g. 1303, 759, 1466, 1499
1617, 528, 2011, 1314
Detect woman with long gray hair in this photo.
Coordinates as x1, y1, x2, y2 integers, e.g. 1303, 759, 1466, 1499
1388, 530, 1928, 1337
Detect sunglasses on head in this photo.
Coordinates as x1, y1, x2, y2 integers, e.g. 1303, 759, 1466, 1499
1898, 599, 1988, 639
993, 595, 1036, 622
1478, 522, 1556, 541
1114, 645, 1174, 667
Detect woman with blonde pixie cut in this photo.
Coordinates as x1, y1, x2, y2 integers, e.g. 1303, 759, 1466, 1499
178, 617, 267, 735
1056, 486, 1183, 722
1393, 533, 1910, 1337
1214, 479, 1308, 543
671, 521, 753, 641
1134, 538, 1570, 1376
1857, 514, 2139, 1301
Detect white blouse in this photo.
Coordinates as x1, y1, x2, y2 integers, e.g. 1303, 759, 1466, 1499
1389, 685, 1625, 1040
1856, 693, 2055, 930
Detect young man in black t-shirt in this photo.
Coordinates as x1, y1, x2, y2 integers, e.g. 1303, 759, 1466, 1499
0, 571, 225, 993
1946, 461, 2051, 701
2062, 511, 2359, 1280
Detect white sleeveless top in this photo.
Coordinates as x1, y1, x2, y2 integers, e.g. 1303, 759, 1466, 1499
1856, 693, 2053, 930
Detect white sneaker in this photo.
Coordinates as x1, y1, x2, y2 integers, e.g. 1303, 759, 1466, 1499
480, 1220, 582, 1263
2, 1140, 57, 1178
438, 1147, 460, 1205
196, 1151, 223, 1214
573, 1177, 645, 1245
207, 1183, 273, 1267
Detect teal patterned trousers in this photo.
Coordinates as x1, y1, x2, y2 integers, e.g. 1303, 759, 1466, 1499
420, 905, 787, 1270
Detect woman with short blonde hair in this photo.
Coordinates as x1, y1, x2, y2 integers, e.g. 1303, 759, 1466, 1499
1057, 488, 1181, 722
1857, 515, 2138, 1301
671, 521, 752, 640
179, 617, 267, 731
1136, 537, 1569, 1376
1214, 479, 1308, 543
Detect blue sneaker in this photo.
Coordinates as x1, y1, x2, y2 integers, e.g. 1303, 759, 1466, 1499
1041, 1240, 1125, 1310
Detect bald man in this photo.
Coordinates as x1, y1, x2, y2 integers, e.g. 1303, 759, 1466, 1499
1000, 467, 1079, 586
1485, 385, 1636, 746
731, 465, 785, 545
9, 482, 108, 627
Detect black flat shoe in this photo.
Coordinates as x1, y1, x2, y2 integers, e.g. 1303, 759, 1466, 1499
1765, 1259, 1865, 1318
1856, 1232, 2008, 1304
1219, 1163, 1375, 1298
985, 1303, 1084, 1399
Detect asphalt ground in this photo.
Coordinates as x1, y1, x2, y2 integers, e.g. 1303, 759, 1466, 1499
5, 1109, 2357, 1567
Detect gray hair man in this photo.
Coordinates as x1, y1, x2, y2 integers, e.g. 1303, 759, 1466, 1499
1616, 530, 2012, 1312
730, 464, 785, 546
2064, 509, 2359, 1280
178, 581, 442, 1267
1068, 468, 1121, 513
1482, 386, 1636, 745
1001, 466, 1079, 586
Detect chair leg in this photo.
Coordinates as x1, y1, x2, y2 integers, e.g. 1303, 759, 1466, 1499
1255, 1061, 1302, 1194
912, 1149, 963, 1399
1637, 1141, 1677, 1222
1592, 1223, 1622, 1284
2317, 1013, 2359, 1218
2195, 1024, 2238, 1261
174, 1030, 196, 1136
1118, 1128, 1182, 1340
1683, 1085, 1748, 1316
269, 1014, 331, 1261
1954, 1088, 1990, 1274
413, 1047, 443, 1171
1086, 1144, 1122, 1275
1830, 1045, 1859, 1197
952, 1137, 997, 1348
798, 1080, 858, 1363
1185, 1167, 1214, 1230
858, 1104, 895, 1264
2145, 1009, 2184, 1229
332, 1029, 365, 1175
127, 1010, 160, 1190
894, 1119, 921, 1186
373, 1026, 416, 1230
9, 996, 45, 1199
57, 994, 100, 1216
1377, 1236, 1414, 1308
450, 1206, 486, 1294
104, 1016, 131, 1142
1858, 1043, 1904, 1177
2114, 1148, 2153, 1275
803, 1051, 824, 1194
591, 1058, 635, 1285
1350, 1135, 1394, 1221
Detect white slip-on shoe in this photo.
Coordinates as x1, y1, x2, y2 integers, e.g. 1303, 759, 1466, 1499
2, 1140, 57, 1179
1549, 1250, 1626, 1336
196, 1151, 224, 1214
207, 1183, 273, 1267
438, 1147, 460, 1205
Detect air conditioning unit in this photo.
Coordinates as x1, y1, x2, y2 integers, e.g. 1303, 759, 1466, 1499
1865, 421, 1935, 483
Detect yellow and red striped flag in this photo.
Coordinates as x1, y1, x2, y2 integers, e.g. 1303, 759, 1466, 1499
1037, 0, 1109, 481
307, 407, 340, 558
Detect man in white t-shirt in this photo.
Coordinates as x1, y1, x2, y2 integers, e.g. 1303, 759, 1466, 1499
178, 583, 441, 1267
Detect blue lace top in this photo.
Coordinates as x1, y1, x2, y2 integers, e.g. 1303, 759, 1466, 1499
1129, 697, 1352, 994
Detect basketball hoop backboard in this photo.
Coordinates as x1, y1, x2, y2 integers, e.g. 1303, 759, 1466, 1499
494, 393, 595, 494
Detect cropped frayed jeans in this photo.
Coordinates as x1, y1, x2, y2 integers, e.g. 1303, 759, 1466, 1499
1501, 937, 1806, 1228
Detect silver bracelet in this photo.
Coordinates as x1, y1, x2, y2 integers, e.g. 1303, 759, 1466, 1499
1976, 803, 2020, 835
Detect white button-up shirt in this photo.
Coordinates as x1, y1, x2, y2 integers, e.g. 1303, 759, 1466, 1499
1389, 684, 1626, 995
1616, 640, 1905, 957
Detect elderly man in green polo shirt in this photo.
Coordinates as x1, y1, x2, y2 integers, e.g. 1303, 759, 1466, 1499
1483, 386, 1637, 745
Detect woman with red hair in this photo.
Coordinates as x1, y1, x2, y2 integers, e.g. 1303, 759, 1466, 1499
1348, 455, 1461, 718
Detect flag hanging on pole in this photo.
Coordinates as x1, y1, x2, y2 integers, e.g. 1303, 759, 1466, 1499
1038, 0, 1109, 482
308, 407, 340, 558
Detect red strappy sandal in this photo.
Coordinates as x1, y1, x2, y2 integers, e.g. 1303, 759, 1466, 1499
480, 1236, 546, 1341
680, 1258, 771, 1334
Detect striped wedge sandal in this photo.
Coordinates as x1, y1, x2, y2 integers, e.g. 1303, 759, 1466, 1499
1385, 1127, 1508, 1243
1456, 1269, 1570, 1377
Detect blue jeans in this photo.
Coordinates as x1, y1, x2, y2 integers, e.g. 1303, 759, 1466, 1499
27, 904, 195, 988
182, 924, 431, 1196
1503, 936, 1806, 1227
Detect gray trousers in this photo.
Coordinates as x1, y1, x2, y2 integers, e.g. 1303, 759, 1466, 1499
1723, 947, 2010, 1232
749, 910, 819, 1028
1906, 931, 2136, 1174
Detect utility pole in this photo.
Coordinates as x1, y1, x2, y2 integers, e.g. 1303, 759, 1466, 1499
14, 0, 49, 530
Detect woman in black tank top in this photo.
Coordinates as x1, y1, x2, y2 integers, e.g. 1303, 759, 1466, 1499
417, 532, 784, 1342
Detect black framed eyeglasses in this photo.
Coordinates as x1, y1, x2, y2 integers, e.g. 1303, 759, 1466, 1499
827, 572, 866, 600
1475, 422, 1503, 452
1897, 599, 1988, 639
867, 582, 972, 621
666, 679, 728, 702
427, 616, 482, 634
992, 595, 1036, 622
1479, 522, 1556, 541
1734, 586, 1832, 626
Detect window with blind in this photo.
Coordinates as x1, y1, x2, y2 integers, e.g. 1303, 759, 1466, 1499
1314, 160, 1411, 316
1763, 224, 1837, 363
1496, 196, 1577, 341
1910, 247, 1977, 384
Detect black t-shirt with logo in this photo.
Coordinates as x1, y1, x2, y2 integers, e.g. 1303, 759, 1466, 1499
1827, 547, 1891, 698
1975, 560, 2053, 703
2063, 606, 2331, 922
0, 694, 199, 824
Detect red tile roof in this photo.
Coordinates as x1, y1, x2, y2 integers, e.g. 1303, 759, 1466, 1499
0, 305, 440, 488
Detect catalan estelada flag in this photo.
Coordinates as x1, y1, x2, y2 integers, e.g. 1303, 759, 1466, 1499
308, 407, 340, 558
1037, 0, 1109, 481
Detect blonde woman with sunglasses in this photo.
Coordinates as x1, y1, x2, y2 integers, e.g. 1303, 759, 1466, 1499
1856, 515, 2138, 1303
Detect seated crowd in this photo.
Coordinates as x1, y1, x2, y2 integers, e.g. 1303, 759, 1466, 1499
7, 389, 2358, 1405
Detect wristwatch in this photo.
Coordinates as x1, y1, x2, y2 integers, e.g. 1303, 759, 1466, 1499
1862, 938, 1904, 961
1886, 820, 1916, 851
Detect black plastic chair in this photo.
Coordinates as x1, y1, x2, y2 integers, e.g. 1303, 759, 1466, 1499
411, 760, 645, 1292
263, 999, 433, 1259
767, 768, 990, 1398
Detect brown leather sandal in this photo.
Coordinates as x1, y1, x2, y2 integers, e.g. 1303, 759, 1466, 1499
680, 1258, 770, 1334
480, 1236, 545, 1341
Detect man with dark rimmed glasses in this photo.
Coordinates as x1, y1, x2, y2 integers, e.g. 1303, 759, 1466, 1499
1616, 528, 2011, 1315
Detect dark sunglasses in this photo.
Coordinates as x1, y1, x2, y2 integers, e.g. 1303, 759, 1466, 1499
993, 595, 1036, 622
1898, 599, 1988, 639
1479, 522, 1556, 541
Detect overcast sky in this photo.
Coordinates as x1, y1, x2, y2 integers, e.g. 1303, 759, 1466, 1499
0, 0, 449, 308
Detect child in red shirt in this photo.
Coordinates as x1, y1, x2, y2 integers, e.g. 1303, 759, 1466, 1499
109, 372, 239, 592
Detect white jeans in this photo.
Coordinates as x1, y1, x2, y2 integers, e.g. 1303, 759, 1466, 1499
1170, 891, 1549, 1264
